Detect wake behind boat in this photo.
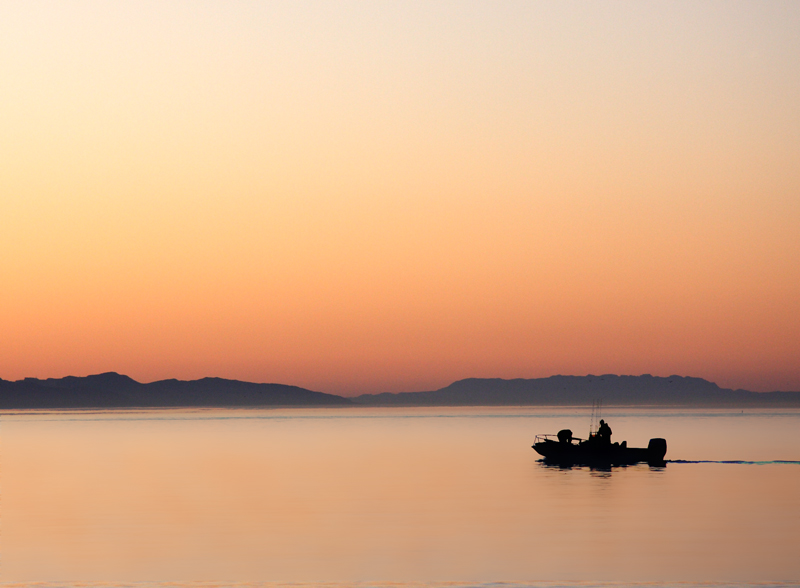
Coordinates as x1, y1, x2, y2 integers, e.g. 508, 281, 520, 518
532, 419, 667, 466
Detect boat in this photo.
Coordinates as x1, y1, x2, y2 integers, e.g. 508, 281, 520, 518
532, 429, 667, 466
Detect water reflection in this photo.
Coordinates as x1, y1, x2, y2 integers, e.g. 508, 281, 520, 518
536, 460, 667, 474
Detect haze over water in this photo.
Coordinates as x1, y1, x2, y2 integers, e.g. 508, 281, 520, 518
2, 407, 798, 585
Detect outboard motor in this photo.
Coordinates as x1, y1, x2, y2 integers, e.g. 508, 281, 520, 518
557, 429, 573, 444
647, 438, 667, 463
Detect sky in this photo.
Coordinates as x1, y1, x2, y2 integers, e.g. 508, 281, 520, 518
2, 1, 799, 395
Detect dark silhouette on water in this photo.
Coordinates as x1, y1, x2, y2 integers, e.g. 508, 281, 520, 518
557, 429, 573, 444
533, 419, 667, 466
597, 419, 612, 444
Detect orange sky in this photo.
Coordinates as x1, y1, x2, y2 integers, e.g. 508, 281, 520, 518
2, 2, 799, 394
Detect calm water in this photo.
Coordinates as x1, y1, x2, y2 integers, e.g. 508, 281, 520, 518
1, 407, 799, 587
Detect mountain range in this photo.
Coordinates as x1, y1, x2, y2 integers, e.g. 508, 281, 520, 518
0, 373, 798, 409
0, 372, 348, 409
352, 375, 800, 407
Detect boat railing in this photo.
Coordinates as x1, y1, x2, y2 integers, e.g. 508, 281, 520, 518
534, 434, 585, 445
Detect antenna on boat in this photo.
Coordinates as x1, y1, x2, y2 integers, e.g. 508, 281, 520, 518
589, 398, 603, 437
597, 398, 602, 432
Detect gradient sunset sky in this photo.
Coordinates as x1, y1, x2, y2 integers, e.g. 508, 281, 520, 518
2, 1, 799, 395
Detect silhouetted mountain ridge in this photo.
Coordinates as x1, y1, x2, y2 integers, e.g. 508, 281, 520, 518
353, 375, 800, 407
0, 372, 350, 408
1, 373, 798, 409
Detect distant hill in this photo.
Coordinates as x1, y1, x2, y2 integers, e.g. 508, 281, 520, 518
2, 373, 798, 409
353, 375, 800, 407
0, 372, 351, 409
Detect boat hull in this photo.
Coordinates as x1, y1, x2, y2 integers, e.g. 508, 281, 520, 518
533, 437, 667, 466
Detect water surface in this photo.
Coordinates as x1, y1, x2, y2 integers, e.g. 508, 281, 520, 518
1, 407, 798, 585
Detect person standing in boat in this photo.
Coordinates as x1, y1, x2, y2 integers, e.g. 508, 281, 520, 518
597, 419, 612, 444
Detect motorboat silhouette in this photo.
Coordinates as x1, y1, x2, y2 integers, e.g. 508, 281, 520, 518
532, 429, 667, 466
